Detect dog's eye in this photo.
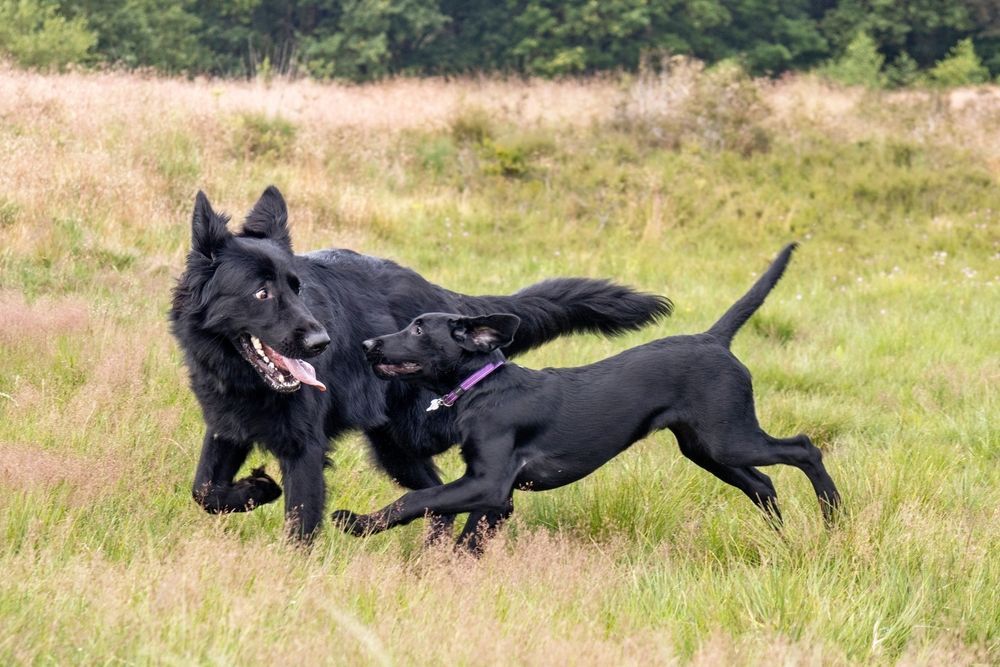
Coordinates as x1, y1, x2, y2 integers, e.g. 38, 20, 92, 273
254, 288, 270, 300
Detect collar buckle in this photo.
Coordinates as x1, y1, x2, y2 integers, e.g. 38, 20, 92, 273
425, 350, 506, 412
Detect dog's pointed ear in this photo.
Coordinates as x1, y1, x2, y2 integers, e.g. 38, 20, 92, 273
450, 314, 520, 352
242, 185, 292, 250
191, 191, 231, 259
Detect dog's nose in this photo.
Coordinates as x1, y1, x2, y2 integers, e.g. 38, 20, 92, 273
303, 330, 330, 355
361, 338, 380, 354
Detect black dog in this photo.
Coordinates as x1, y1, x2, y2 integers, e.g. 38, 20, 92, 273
335, 244, 841, 548
169, 186, 671, 540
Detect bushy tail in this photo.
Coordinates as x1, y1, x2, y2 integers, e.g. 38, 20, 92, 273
707, 243, 798, 347
708, 243, 799, 347
460, 278, 673, 357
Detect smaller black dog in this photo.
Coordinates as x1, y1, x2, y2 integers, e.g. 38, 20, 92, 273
334, 244, 841, 548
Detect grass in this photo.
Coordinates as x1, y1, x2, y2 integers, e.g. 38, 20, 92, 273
0, 66, 997, 665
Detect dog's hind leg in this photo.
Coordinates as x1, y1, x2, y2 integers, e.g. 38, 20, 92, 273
675, 427, 782, 526
192, 432, 281, 513
707, 429, 841, 525
366, 426, 455, 545
457, 496, 513, 556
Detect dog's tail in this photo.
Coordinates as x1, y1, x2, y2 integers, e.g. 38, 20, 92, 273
460, 278, 672, 357
706, 243, 798, 347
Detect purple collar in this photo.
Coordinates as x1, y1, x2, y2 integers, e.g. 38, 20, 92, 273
426, 351, 506, 412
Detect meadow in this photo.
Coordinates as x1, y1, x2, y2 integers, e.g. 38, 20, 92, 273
0, 64, 997, 665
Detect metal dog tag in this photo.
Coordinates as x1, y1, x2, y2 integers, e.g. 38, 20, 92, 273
426, 398, 443, 412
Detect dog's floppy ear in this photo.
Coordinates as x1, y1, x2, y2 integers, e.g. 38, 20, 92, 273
242, 185, 292, 250
450, 314, 521, 352
191, 191, 231, 259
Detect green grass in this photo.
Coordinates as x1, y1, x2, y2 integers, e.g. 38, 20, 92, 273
0, 74, 997, 665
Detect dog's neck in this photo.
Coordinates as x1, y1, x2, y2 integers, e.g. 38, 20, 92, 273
425, 350, 506, 412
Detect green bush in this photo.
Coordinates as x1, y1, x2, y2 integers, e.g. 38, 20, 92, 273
820, 32, 886, 89
480, 138, 530, 178
885, 53, 920, 88
0, 0, 95, 70
229, 113, 297, 161
449, 106, 496, 145
0, 197, 19, 227
926, 39, 990, 87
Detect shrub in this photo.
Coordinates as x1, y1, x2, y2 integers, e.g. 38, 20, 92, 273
449, 105, 495, 145
885, 53, 920, 88
229, 113, 297, 161
0, 197, 19, 227
480, 138, 530, 178
926, 39, 990, 87
0, 0, 95, 70
615, 56, 771, 156
820, 32, 886, 89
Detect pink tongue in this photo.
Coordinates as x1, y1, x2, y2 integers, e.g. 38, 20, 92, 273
268, 347, 327, 391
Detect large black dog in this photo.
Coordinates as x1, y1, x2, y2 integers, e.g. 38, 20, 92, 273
169, 186, 671, 540
335, 244, 841, 547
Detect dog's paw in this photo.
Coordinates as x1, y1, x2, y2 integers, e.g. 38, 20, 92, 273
331, 509, 376, 537
232, 467, 282, 508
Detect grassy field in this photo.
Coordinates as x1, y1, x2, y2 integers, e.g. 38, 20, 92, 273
0, 65, 997, 665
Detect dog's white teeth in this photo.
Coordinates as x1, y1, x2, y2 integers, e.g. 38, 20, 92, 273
268, 362, 275, 369
251, 337, 272, 363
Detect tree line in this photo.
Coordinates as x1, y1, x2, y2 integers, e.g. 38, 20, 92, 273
2, 0, 997, 83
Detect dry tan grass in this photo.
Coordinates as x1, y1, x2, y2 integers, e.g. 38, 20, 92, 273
5, 525, 991, 665
767, 74, 1000, 167
3, 67, 997, 264
0, 65, 619, 131
0, 291, 89, 344
0, 442, 119, 504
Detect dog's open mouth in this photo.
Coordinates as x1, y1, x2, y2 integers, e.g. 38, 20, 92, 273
373, 361, 422, 378
238, 335, 327, 393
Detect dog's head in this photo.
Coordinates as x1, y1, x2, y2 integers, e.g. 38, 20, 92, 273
173, 186, 329, 393
362, 312, 520, 389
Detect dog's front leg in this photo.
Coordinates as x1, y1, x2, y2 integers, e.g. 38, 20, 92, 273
458, 496, 513, 555
279, 443, 328, 542
192, 431, 282, 513
332, 475, 510, 537
364, 425, 455, 546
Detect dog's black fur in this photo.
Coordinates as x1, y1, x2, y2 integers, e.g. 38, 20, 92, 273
169, 186, 672, 540
336, 244, 841, 549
